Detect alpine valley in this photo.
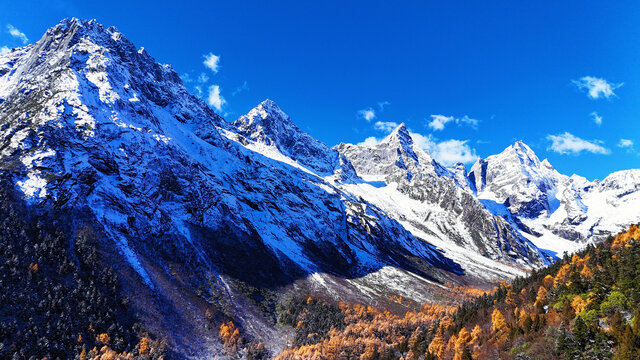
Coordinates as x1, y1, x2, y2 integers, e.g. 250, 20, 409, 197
0, 19, 638, 359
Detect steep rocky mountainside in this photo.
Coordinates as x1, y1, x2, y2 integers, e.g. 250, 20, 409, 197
1, 18, 639, 358
470, 141, 640, 257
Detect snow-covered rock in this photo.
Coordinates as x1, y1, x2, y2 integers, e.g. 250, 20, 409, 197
469, 142, 640, 257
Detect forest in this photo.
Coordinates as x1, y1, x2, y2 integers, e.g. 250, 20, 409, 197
269, 224, 640, 359
0, 180, 166, 359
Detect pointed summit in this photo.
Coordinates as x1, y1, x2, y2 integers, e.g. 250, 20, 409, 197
382, 122, 413, 146
494, 140, 542, 169
233, 100, 338, 174
235, 99, 294, 135
233, 99, 297, 147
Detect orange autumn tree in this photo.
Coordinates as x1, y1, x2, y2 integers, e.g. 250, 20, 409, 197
454, 327, 471, 360
219, 321, 242, 354
491, 309, 506, 334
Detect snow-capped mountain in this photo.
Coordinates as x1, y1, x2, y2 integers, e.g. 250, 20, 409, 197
470, 142, 640, 256
1, 18, 639, 357
335, 125, 549, 273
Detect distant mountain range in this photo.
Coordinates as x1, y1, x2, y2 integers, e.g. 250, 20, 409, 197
1, 18, 638, 357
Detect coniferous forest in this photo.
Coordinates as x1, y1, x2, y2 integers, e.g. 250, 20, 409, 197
0, 179, 167, 359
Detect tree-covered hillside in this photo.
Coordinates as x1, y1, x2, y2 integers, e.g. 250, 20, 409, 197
274, 224, 640, 359
0, 180, 166, 359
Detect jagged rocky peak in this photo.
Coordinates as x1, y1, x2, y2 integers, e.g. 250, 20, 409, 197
0, 17, 222, 142
381, 122, 412, 147
234, 99, 297, 146
469, 140, 563, 218
496, 140, 542, 168
233, 99, 338, 174
449, 162, 468, 176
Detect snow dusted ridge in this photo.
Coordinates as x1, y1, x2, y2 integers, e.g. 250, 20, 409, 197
470, 142, 640, 257
2, 17, 639, 356
0, 18, 464, 299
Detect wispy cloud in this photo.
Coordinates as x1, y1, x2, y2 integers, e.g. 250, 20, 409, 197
358, 108, 376, 121
428, 114, 478, 131
618, 138, 634, 150
7, 25, 28, 44
357, 136, 381, 146
428, 115, 454, 131
410, 133, 477, 166
203, 53, 220, 73
197, 72, 209, 83
590, 112, 602, 125
207, 85, 226, 111
232, 81, 249, 96
194, 85, 203, 97
0, 46, 9, 55
377, 101, 390, 111
546, 132, 610, 155
180, 73, 193, 83
572, 76, 623, 99
374, 121, 399, 132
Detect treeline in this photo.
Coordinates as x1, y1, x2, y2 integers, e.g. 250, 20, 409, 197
274, 224, 640, 359
0, 179, 166, 359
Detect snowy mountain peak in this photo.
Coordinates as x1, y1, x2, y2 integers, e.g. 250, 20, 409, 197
43, 18, 118, 49
450, 162, 468, 175
502, 140, 541, 167
382, 122, 412, 146
468, 140, 563, 218
233, 100, 338, 174
235, 99, 294, 133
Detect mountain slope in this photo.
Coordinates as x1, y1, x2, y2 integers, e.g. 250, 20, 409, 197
335, 125, 550, 275
0, 18, 472, 357
274, 224, 640, 359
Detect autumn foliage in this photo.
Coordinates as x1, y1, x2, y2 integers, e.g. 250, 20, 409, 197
275, 223, 640, 359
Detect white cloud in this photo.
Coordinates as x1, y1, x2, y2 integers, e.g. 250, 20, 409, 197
194, 85, 203, 97
203, 53, 220, 73
180, 73, 193, 83
207, 85, 226, 111
357, 136, 382, 146
0, 46, 9, 55
428, 114, 478, 131
358, 108, 376, 121
618, 139, 634, 148
546, 132, 610, 155
374, 121, 399, 132
572, 76, 623, 99
197, 72, 209, 83
431, 139, 478, 166
409, 132, 477, 166
428, 115, 454, 131
378, 101, 390, 111
357, 126, 478, 166
232, 81, 249, 96
590, 112, 602, 125
7, 25, 28, 44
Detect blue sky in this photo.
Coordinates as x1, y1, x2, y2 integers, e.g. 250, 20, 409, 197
1, 1, 638, 180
